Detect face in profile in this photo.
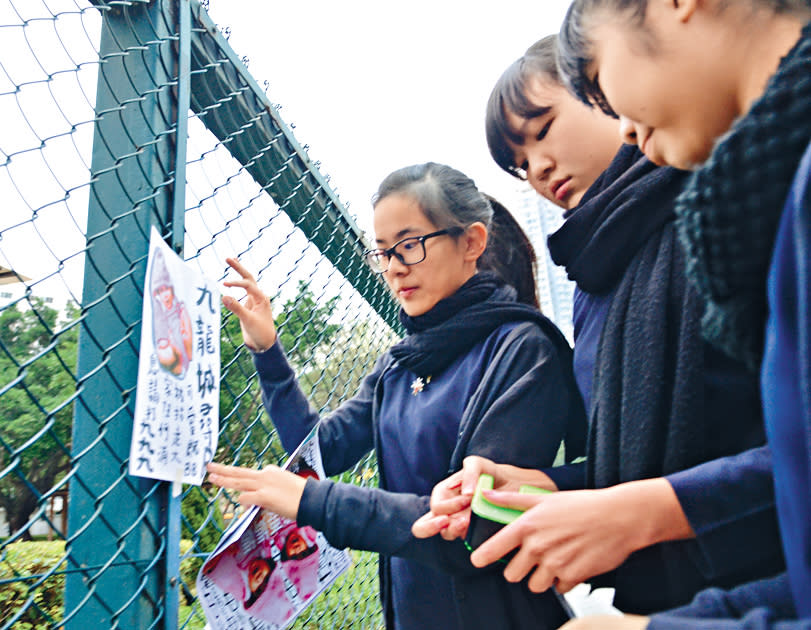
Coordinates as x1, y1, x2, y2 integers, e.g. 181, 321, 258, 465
372, 194, 479, 317
505, 78, 621, 210
583, 4, 742, 169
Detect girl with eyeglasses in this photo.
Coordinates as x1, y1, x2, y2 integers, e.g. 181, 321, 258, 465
414, 33, 780, 618
207, 162, 587, 630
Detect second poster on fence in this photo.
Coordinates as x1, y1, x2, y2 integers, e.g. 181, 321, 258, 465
197, 427, 352, 630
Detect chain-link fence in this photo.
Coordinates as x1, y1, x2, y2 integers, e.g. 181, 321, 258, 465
0, 1, 399, 628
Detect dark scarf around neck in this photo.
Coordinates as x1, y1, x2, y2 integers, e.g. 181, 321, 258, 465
391, 271, 587, 461
548, 144, 689, 295
675, 22, 811, 371
391, 272, 539, 376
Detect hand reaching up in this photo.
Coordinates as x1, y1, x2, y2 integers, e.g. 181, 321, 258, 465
222, 257, 278, 352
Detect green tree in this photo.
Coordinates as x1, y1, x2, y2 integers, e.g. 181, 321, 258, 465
216, 280, 342, 470
0, 300, 78, 539
275, 280, 341, 370
303, 319, 397, 413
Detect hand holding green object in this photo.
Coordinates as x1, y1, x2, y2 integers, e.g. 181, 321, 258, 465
464, 473, 550, 556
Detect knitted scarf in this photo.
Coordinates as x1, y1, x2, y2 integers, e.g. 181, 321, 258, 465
549, 146, 707, 487
392, 272, 558, 375
548, 144, 679, 293
675, 22, 811, 371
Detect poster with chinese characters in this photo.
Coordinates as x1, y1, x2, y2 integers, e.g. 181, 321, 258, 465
128, 227, 220, 485
197, 427, 352, 630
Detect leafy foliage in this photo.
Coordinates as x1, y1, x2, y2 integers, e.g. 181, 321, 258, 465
0, 540, 66, 628
0, 300, 78, 539
216, 280, 343, 469
275, 280, 341, 370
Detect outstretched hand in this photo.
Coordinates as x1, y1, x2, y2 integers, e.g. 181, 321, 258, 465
411, 455, 558, 540
222, 257, 277, 352
207, 461, 306, 521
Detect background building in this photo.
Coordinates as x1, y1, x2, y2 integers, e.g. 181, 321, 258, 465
511, 186, 574, 342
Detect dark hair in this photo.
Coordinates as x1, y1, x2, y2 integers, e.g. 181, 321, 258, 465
374, 162, 493, 233
558, 0, 647, 116
558, 0, 811, 115
373, 163, 540, 308
481, 195, 540, 309
485, 35, 561, 179
244, 556, 276, 608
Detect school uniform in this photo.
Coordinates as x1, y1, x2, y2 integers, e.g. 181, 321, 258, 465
645, 22, 811, 628
649, 137, 811, 630
254, 273, 586, 630
545, 145, 783, 613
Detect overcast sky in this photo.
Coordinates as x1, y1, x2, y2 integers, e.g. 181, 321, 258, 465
206, 1, 571, 233
0, 1, 573, 306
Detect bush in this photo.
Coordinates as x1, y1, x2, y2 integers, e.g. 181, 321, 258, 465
0, 540, 66, 629
180, 484, 226, 601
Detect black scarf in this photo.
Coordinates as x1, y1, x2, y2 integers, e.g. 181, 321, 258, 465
392, 272, 551, 375
391, 271, 587, 460
675, 22, 811, 371
548, 144, 680, 294
549, 147, 706, 487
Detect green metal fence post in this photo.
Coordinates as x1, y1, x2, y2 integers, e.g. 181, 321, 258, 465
164, 0, 192, 627
64, 1, 181, 628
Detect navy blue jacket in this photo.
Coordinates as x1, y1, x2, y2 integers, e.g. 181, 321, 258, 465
254, 320, 581, 630
648, 140, 811, 630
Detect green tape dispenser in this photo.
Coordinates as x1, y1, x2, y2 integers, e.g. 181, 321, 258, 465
463, 473, 550, 556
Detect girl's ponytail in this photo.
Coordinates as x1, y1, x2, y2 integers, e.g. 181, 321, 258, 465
479, 195, 540, 309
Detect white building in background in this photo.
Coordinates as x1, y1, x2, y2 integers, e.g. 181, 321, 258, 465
0, 266, 73, 314
511, 187, 574, 342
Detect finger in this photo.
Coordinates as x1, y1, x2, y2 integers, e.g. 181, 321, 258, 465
226, 257, 255, 282
411, 512, 449, 538
223, 278, 269, 305
443, 510, 471, 539
502, 546, 545, 586
222, 278, 255, 291
555, 578, 580, 594
460, 456, 490, 495
208, 474, 261, 493
207, 462, 260, 478
469, 522, 523, 567
221, 295, 252, 320
236, 491, 263, 508
429, 494, 471, 516
525, 560, 557, 593
435, 470, 463, 496
482, 489, 546, 511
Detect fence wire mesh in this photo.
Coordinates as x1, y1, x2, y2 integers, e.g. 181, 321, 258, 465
0, 1, 397, 628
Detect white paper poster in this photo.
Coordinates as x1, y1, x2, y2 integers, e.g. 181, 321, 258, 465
197, 428, 352, 630
129, 227, 220, 485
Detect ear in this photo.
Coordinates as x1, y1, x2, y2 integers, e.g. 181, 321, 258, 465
671, 0, 698, 23
462, 222, 488, 263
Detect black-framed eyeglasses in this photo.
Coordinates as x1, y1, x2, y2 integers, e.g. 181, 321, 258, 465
363, 227, 464, 274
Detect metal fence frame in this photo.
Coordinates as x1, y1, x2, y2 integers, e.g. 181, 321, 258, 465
0, 1, 398, 628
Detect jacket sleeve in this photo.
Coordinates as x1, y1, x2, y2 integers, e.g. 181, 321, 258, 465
453, 322, 576, 471
666, 445, 783, 581
647, 573, 801, 630
298, 322, 582, 575
253, 341, 389, 476
298, 479, 484, 575
543, 461, 588, 491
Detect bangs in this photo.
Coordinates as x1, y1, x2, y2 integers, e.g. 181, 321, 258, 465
485, 57, 555, 179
